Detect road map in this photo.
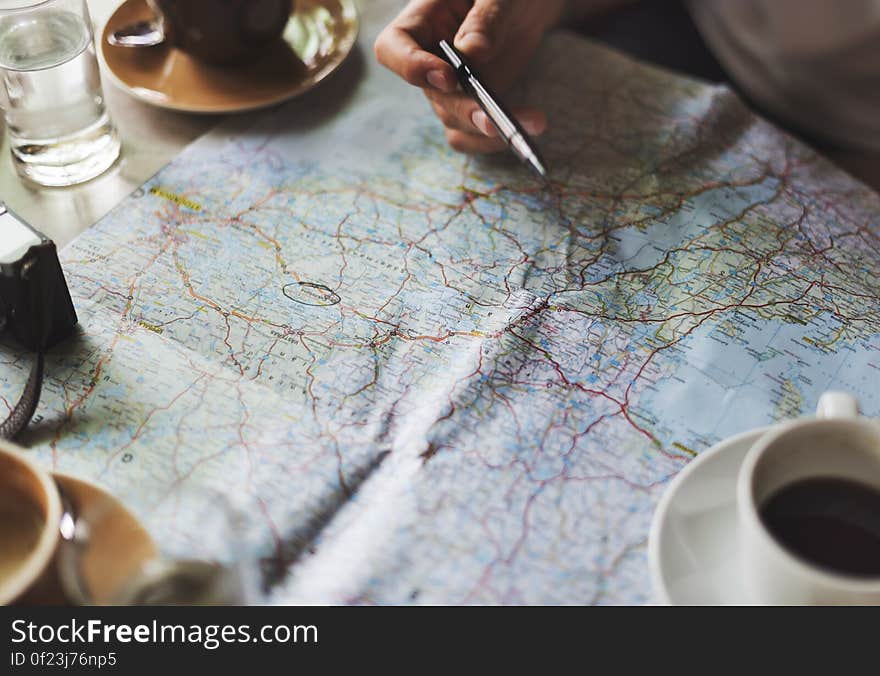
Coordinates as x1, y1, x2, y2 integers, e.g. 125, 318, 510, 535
3, 20, 880, 603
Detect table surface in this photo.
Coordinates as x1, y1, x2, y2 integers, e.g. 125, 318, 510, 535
0, 0, 217, 248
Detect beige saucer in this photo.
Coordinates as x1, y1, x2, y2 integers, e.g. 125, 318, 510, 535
23, 473, 157, 605
100, 0, 359, 113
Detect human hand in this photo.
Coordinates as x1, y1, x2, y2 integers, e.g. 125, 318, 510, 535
374, 0, 567, 153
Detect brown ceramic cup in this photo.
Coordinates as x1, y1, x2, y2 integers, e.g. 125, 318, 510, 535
148, 0, 294, 65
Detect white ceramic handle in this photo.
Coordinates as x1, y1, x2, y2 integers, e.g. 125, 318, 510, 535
815, 391, 859, 419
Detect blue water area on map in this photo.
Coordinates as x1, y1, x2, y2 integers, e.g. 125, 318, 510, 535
636, 312, 880, 452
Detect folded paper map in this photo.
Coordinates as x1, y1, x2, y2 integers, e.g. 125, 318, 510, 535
2, 19, 879, 604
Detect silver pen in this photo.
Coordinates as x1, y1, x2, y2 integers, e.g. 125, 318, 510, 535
438, 39, 548, 181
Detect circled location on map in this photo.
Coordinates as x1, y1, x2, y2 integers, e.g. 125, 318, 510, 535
283, 282, 341, 307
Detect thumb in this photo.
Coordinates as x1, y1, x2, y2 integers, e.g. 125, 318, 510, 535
454, 0, 512, 64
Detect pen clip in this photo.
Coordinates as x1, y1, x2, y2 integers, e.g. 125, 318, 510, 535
438, 40, 462, 70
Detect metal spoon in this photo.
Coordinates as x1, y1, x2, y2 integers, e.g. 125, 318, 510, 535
55, 481, 249, 605
108, 20, 165, 48
56, 484, 93, 605
112, 558, 250, 605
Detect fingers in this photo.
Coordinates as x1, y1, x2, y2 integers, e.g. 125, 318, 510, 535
426, 89, 482, 133
375, 0, 520, 90
375, 0, 548, 156
426, 89, 547, 154
426, 88, 546, 133
474, 108, 547, 138
445, 129, 509, 154
454, 0, 513, 64
375, 26, 456, 92
374, 5, 457, 92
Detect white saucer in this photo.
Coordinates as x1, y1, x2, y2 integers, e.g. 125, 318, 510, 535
648, 426, 772, 604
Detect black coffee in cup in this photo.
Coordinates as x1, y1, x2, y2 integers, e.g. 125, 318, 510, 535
150, 0, 293, 65
759, 477, 880, 577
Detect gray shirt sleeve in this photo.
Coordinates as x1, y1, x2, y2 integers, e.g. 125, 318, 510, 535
688, 0, 880, 152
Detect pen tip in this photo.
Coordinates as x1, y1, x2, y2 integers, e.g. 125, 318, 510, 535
531, 159, 549, 185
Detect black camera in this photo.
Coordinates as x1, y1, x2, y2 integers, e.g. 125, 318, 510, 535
1, 202, 78, 439
1, 202, 78, 351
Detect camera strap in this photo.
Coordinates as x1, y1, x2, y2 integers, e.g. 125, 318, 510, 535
0, 351, 44, 441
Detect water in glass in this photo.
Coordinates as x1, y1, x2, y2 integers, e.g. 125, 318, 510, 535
0, 3, 120, 186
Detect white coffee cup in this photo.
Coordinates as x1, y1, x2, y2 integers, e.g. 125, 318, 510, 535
737, 391, 880, 604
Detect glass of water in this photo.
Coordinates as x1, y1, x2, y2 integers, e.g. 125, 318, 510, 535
0, 0, 120, 186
